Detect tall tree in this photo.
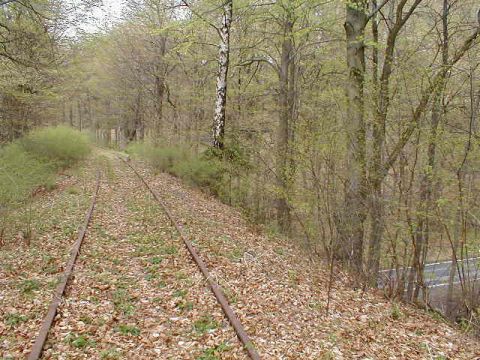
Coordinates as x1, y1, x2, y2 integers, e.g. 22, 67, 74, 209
368, 0, 424, 279
407, 0, 450, 302
343, 0, 369, 272
212, 0, 233, 149
276, 0, 297, 233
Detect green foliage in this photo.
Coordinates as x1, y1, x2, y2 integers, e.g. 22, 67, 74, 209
4, 313, 28, 327
0, 126, 91, 241
391, 303, 403, 320
193, 315, 219, 334
172, 157, 223, 191
126, 142, 189, 173
458, 317, 472, 332
198, 342, 231, 360
0, 143, 54, 207
21, 126, 91, 168
126, 141, 251, 205
116, 324, 140, 336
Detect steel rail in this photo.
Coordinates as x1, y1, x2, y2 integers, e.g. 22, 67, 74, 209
28, 171, 101, 360
121, 158, 261, 360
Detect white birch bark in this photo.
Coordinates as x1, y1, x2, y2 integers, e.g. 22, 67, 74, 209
212, 0, 233, 149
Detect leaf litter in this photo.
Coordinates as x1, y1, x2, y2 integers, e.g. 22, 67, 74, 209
2, 151, 480, 359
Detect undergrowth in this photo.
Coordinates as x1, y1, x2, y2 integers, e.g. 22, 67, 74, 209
126, 141, 250, 205
0, 126, 91, 243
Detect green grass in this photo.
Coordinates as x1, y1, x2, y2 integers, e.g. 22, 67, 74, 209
21, 279, 40, 294
65, 333, 95, 349
100, 349, 122, 359
0, 126, 91, 240
149, 256, 163, 264
4, 313, 28, 327
160, 244, 178, 255
227, 247, 244, 262
197, 343, 231, 360
173, 289, 188, 298
177, 300, 194, 311
116, 324, 140, 336
193, 315, 219, 334
112, 288, 136, 316
66, 186, 81, 195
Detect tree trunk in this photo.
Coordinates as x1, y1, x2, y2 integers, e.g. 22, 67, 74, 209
78, 100, 83, 131
368, 0, 424, 281
408, 1, 449, 302
446, 77, 480, 316
69, 104, 73, 127
212, 0, 232, 150
276, 10, 296, 234
343, 0, 368, 272
153, 36, 167, 144
406, 91, 442, 301
365, 1, 383, 283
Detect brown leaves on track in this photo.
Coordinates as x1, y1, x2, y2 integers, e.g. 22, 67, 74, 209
3, 150, 480, 359
41, 155, 245, 359
136, 159, 480, 360
1, 159, 98, 359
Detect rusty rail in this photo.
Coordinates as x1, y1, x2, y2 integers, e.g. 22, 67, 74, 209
121, 157, 261, 360
28, 171, 101, 360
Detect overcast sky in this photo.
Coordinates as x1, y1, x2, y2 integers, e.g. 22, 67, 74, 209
79, 0, 125, 33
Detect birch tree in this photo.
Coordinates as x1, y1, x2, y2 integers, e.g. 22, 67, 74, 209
212, 0, 233, 149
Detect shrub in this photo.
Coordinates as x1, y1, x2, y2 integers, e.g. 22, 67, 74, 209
127, 142, 189, 174
0, 126, 91, 242
172, 157, 222, 192
127, 141, 251, 203
21, 126, 91, 168
127, 142, 223, 192
0, 143, 54, 207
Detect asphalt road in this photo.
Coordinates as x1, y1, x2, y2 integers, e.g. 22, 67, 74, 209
379, 257, 480, 289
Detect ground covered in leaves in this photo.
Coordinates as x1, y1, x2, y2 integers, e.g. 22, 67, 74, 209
2, 150, 480, 359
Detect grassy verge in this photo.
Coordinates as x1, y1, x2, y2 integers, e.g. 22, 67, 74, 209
126, 142, 232, 196
0, 126, 91, 242
0, 147, 100, 358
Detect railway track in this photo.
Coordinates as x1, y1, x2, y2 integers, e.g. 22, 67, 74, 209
28, 171, 101, 360
120, 157, 261, 360
27, 158, 260, 359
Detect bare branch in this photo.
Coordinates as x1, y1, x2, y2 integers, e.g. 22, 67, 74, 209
367, 0, 391, 22
180, 0, 222, 38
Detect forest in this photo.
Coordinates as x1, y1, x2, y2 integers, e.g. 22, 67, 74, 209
1, 0, 480, 358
